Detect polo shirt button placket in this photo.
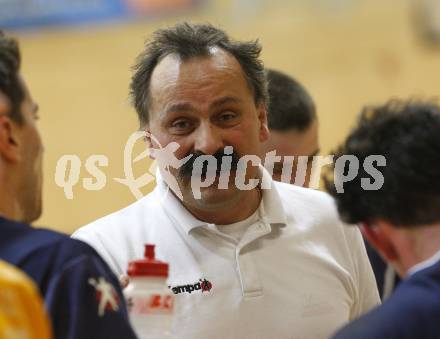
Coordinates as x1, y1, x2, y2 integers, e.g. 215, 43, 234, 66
235, 222, 271, 299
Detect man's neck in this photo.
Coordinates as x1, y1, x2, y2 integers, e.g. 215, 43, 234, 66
0, 196, 19, 222
0, 172, 21, 222
399, 223, 440, 276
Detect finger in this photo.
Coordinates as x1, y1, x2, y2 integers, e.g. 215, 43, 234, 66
119, 275, 129, 289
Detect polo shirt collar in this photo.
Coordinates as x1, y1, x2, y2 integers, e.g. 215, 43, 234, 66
155, 170, 208, 234
259, 166, 288, 227
155, 165, 288, 234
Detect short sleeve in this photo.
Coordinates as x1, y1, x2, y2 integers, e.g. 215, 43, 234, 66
44, 250, 137, 339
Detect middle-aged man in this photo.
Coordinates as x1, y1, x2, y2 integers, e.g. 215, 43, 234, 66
73, 22, 379, 339
0, 31, 137, 339
326, 100, 440, 339
260, 68, 319, 186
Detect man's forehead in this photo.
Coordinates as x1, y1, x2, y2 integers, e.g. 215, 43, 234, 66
149, 50, 251, 115
18, 74, 30, 96
18, 75, 33, 102
268, 121, 319, 157
150, 49, 246, 90
150, 54, 181, 88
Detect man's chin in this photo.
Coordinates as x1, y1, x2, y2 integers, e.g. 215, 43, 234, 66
190, 185, 241, 204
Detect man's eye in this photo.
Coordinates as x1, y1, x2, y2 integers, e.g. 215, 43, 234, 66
218, 112, 237, 123
172, 120, 190, 129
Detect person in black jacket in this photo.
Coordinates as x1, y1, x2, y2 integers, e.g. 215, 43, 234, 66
260, 68, 319, 187
325, 99, 440, 339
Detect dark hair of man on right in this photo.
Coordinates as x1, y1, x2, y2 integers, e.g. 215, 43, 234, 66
325, 100, 440, 227
325, 99, 440, 339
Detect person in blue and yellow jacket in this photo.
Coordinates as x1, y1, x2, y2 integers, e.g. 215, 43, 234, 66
0, 30, 137, 339
0, 260, 52, 339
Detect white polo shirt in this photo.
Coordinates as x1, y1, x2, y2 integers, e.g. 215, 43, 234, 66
72, 169, 379, 339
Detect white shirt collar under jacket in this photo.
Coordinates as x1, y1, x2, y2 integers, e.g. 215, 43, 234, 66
407, 248, 440, 277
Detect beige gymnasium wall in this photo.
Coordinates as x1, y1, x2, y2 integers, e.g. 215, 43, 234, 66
14, 0, 440, 234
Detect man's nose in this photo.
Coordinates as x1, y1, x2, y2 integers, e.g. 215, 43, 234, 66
193, 122, 224, 155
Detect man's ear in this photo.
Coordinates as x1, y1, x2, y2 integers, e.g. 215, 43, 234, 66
0, 114, 21, 163
0, 93, 20, 163
257, 103, 269, 143
359, 221, 399, 262
143, 126, 155, 160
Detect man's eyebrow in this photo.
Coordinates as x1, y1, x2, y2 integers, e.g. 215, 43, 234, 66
163, 97, 242, 116
209, 96, 242, 110
165, 102, 195, 114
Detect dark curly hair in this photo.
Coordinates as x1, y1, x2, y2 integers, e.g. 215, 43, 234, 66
130, 22, 267, 127
324, 100, 440, 227
0, 30, 24, 124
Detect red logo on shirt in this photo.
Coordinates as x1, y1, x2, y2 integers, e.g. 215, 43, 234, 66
200, 279, 212, 292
